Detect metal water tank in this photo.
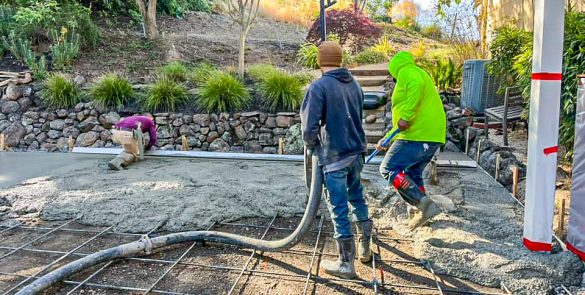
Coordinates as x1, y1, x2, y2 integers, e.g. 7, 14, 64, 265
460, 59, 504, 114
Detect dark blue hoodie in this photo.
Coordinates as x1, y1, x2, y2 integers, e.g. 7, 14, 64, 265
301, 68, 367, 166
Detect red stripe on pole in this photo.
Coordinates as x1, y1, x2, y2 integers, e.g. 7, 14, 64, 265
544, 146, 559, 155
567, 242, 585, 261
531, 72, 563, 80
523, 238, 552, 252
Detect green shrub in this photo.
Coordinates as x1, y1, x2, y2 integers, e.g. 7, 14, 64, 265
258, 71, 304, 112
191, 61, 217, 86
490, 10, 585, 158
40, 73, 80, 108
297, 42, 319, 69
159, 62, 189, 82
354, 48, 388, 65
65, 2, 100, 49
410, 40, 427, 60
394, 17, 417, 30
2, 31, 47, 79
50, 28, 81, 71
421, 23, 443, 39
143, 76, 189, 112
158, 0, 211, 17
198, 71, 250, 112
246, 63, 280, 81
371, 36, 394, 57
292, 71, 315, 85
12, 1, 99, 49
297, 42, 356, 69
342, 48, 356, 68
91, 73, 134, 109
420, 58, 462, 92
0, 5, 15, 55
488, 25, 532, 90
511, 42, 532, 117
558, 9, 585, 158
2, 31, 31, 63
27, 55, 48, 80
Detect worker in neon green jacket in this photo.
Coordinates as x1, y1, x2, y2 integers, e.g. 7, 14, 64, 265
376, 51, 447, 229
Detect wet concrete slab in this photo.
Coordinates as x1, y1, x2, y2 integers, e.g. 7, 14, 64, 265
0, 152, 110, 189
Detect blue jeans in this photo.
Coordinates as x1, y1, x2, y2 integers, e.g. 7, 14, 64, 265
379, 140, 440, 187
324, 156, 369, 239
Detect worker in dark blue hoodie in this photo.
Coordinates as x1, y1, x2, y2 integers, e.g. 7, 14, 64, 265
301, 41, 370, 279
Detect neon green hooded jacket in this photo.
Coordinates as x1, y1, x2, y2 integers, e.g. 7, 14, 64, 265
386, 51, 446, 144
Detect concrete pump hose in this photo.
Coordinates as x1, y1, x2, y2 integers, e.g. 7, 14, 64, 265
16, 151, 324, 295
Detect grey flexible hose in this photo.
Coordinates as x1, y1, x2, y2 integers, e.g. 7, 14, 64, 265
16, 151, 323, 295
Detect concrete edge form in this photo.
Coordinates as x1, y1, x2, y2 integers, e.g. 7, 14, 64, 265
71, 147, 386, 165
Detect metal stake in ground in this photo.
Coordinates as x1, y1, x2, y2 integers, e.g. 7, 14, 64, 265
465, 128, 470, 155
476, 139, 483, 163
495, 154, 501, 181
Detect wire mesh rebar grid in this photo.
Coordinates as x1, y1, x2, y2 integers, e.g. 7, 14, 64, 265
0, 217, 508, 295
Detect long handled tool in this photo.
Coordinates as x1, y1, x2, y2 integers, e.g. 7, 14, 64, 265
366, 129, 400, 163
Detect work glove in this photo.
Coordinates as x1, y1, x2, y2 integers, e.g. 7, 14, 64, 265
398, 119, 409, 131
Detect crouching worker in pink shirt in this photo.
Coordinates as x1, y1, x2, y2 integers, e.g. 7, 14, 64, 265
109, 114, 157, 171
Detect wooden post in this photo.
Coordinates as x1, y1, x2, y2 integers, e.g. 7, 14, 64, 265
278, 137, 285, 155
465, 128, 470, 155
430, 157, 438, 185
512, 166, 519, 198
67, 136, 74, 152
558, 198, 566, 236
476, 139, 483, 163
182, 135, 189, 151
495, 154, 501, 180
0, 134, 5, 151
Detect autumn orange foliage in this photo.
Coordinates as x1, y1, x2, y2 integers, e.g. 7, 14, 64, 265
390, 0, 419, 27
259, 0, 355, 27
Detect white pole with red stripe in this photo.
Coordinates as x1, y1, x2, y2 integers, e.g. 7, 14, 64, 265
567, 75, 585, 261
522, 0, 565, 252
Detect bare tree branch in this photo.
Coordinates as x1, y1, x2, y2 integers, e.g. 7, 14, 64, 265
226, 0, 261, 78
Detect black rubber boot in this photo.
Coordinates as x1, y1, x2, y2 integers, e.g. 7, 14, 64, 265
356, 220, 373, 263
321, 237, 357, 279
392, 172, 441, 229
408, 197, 441, 229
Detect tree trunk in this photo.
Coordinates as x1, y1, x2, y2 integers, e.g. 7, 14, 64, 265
135, 0, 158, 40
238, 27, 246, 78
478, 0, 488, 55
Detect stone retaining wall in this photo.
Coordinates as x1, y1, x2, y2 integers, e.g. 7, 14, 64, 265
1, 81, 527, 191
0, 83, 304, 154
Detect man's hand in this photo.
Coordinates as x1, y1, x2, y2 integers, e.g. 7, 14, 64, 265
398, 119, 409, 131
375, 138, 388, 152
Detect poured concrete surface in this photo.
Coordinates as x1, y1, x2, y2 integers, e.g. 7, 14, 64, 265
1, 151, 584, 294
0, 152, 110, 189
362, 164, 584, 295
1, 152, 307, 233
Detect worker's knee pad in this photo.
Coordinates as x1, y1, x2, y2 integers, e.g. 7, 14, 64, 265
391, 172, 426, 206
